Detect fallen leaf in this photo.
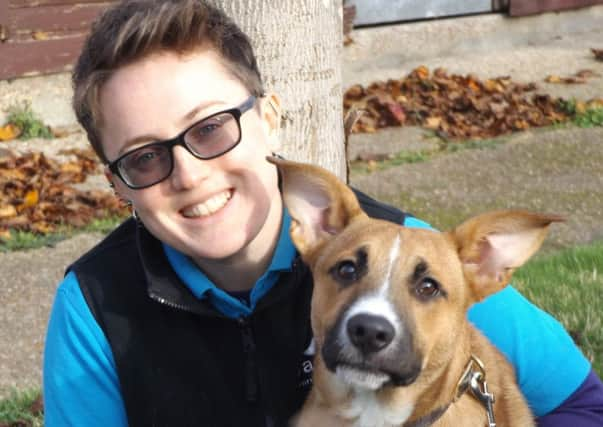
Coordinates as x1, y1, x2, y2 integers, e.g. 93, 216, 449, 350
592, 48, 603, 61
545, 70, 598, 85
575, 69, 599, 78
484, 79, 504, 93
545, 75, 562, 84
50, 126, 72, 138
16, 189, 39, 212
60, 162, 83, 174
575, 101, 587, 114
0, 124, 21, 141
545, 75, 586, 84
415, 65, 430, 80
0, 205, 17, 219
424, 116, 442, 129
384, 102, 406, 124
29, 395, 44, 416
587, 98, 603, 108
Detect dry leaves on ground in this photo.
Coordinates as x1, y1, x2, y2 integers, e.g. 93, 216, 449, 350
545, 69, 600, 84
0, 149, 128, 239
344, 66, 572, 140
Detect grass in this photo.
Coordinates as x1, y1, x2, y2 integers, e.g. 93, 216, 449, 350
0, 388, 43, 427
573, 107, 603, 128
5, 102, 53, 140
513, 240, 603, 378
350, 136, 506, 174
0, 216, 125, 252
557, 99, 603, 128
350, 150, 432, 173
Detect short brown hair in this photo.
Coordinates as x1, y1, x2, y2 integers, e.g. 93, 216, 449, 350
73, 0, 264, 163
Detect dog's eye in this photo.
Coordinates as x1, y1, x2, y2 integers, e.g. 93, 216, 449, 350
416, 278, 440, 298
336, 260, 358, 282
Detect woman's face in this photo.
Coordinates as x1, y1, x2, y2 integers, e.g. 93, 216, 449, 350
99, 49, 282, 264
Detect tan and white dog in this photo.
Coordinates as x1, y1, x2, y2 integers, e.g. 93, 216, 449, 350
268, 157, 563, 427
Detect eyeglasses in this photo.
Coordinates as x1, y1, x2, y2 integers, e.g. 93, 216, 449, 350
108, 95, 256, 189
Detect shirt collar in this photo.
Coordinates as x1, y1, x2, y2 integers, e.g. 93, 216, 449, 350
162, 209, 296, 315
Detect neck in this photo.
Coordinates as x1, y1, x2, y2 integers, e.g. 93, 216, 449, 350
408, 328, 473, 424
192, 201, 283, 292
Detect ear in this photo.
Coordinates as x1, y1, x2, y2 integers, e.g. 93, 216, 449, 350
267, 156, 367, 260
104, 165, 117, 188
104, 165, 127, 200
451, 210, 564, 302
260, 93, 282, 152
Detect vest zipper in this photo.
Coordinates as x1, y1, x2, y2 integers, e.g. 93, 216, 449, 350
148, 293, 197, 313
238, 316, 259, 403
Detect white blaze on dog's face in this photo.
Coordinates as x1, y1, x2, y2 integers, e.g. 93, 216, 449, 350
269, 157, 562, 395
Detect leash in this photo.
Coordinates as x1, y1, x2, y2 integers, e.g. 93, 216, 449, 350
405, 354, 496, 427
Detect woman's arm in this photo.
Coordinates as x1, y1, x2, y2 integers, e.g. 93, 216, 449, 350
44, 271, 128, 427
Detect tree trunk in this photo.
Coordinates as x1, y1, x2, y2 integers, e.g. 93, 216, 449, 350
212, 0, 346, 180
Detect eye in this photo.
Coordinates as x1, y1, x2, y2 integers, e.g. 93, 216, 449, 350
415, 278, 440, 298
125, 146, 166, 171
336, 260, 358, 282
197, 122, 221, 136
135, 151, 157, 164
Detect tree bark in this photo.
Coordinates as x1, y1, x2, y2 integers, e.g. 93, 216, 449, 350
212, 0, 346, 180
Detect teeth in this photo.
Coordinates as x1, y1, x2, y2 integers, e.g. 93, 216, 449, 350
182, 190, 232, 218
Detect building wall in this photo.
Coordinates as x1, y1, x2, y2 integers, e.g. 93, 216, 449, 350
510, 0, 603, 16
0, 0, 115, 80
347, 0, 494, 25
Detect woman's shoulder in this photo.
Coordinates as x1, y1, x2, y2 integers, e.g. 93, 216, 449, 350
69, 217, 139, 271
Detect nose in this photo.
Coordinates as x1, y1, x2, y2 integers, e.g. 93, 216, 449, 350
170, 145, 211, 190
346, 314, 395, 355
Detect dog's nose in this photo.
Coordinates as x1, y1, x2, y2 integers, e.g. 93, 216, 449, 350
346, 314, 395, 354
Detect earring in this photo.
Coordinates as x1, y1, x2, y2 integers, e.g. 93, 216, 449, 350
125, 200, 142, 225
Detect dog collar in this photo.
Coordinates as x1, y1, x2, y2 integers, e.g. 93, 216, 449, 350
405, 354, 497, 427
404, 405, 449, 427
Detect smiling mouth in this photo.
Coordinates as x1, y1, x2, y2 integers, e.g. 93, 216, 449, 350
181, 190, 233, 218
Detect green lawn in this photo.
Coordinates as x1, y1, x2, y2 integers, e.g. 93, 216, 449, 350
513, 240, 603, 377
0, 388, 43, 427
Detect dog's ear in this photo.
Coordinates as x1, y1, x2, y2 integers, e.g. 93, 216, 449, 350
451, 210, 563, 302
267, 156, 366, 258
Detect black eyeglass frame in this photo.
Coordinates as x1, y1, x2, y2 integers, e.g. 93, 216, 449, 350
107, 95, 257, 190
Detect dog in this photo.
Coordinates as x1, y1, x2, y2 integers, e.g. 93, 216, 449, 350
267, 157, 563, 427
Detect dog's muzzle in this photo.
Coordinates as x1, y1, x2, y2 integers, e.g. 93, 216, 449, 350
322, 310, 422, 389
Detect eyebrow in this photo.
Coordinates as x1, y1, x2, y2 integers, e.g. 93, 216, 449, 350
117, 100, 227, 156
411, 259, 429, 283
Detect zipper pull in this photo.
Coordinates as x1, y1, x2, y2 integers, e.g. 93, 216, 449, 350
238, 317, 259, 402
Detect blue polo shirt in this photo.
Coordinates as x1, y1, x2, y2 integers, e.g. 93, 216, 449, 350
163, 211, 297, 318
44, 214, 591, 426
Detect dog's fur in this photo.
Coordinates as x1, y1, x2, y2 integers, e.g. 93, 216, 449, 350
268, 157, 563, 427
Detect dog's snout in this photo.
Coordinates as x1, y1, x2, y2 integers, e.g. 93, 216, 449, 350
346, 314, 395, 354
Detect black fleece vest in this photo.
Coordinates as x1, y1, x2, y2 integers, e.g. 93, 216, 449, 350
70, 190, 407, 427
